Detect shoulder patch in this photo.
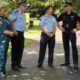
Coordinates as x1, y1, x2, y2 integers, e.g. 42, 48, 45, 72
40, 16, 43, 21
13, 10, 19, 14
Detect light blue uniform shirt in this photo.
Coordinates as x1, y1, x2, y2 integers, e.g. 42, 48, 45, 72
39, 14, 57, 32
9, 9, 26, 32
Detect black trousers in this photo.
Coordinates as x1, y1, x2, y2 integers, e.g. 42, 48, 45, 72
62, 31, 78, 65
38, 32, 55, 64
11, 31, 24, 67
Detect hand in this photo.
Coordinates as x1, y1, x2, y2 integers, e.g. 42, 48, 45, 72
0, 21, 2, 25
47, 32, 54, 37
10, 31, 14, 37
14, 30, 18, 36
50, 33, 54, 37
72, 29, 77, 33
60, 27, 65, 32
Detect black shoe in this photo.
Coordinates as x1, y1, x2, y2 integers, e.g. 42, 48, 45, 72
61, 63, 70, 66
74, 64, 78, 71
12, 66, 20, 71
18, 65, 26, 69
37, 64, 42, 68
48, 64, 53, 68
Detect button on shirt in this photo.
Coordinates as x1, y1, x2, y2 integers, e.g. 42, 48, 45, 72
57, 12, 80, 31
39, 14, 57, 32
9, 9, 26, 32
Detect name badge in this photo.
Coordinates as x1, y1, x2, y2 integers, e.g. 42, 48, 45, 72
66, 24, 69, 28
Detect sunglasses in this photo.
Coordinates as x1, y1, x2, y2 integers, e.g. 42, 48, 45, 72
20, 4, 26, 7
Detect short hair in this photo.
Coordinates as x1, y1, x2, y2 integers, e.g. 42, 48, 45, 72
45, 5, 54, 12
65, 2, 73, 6
0, 6, 8, 12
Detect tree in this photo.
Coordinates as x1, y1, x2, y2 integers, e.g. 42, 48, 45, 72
0, 0, 80, 15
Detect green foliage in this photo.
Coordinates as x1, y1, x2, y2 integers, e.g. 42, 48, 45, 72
64, 0, 80, 14
1, 0, 80, 15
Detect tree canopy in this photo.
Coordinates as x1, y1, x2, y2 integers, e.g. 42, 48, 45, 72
0, 0, 80, 14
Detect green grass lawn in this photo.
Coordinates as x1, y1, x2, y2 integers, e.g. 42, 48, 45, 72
28, 18, 41, 34
28, 25, 41, 34
24, 38, 32, 47
33, 19, 39, 26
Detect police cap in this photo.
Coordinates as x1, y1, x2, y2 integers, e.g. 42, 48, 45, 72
64, 2, 73, 7
18, 2, 26, 6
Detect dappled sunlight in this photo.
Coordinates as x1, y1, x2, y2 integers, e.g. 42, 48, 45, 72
12, 75, 18, 77
6, 28, 80, 80
21, 73, 30, 76
27, 50, 38, 55
40, 71, 46, 74
55, 53, 64, 57
5, 67, 63, 80
6, 73, 31, 80
44, 52, 64, 59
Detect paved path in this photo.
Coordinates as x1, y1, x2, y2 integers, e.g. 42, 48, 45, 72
2, 29, 80, 80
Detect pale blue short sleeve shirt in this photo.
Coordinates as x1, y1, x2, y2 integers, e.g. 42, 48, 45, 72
9, 9, 26, 32
39, 14, 57, 32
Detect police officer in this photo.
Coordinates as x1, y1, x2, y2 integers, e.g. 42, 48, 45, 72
57, 2, 80, 70
37, 6, 57, 68
9, 2, 27, 71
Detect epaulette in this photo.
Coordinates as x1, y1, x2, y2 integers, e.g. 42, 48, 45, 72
13, 9, 19, 14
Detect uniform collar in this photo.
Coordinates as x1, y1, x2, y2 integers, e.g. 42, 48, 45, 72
65, 11, 73, 15
18, 9, 24, 14
45, 14, 52, 18
0, 16, 4, 18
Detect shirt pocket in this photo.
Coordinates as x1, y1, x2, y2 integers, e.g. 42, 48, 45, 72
44, 18, 49, 24
71, 16, 76, 21
63, 16, 67, 21
17, 15, 24, 21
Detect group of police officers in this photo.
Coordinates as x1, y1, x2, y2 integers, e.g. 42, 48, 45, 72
8, 1, 80, 72
9, 2, 27, 71
38, 2, 80, 71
